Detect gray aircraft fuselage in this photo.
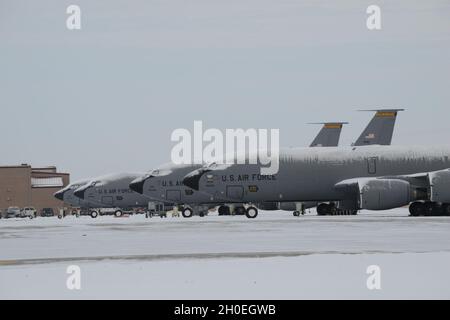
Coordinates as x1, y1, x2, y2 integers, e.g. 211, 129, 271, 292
129, 164, 217, 205
184, 145, 450, 204
74, 173, 150, 208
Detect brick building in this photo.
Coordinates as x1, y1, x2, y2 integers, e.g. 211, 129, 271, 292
0, 164, 70, 215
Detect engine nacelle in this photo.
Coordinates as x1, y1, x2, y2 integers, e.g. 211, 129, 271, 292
429, 169, 450, 203
359, 179, 411, 210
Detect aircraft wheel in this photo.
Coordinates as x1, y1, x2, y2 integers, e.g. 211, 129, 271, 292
234, 206, 246, 215
182, 207, 193, 218
409, 202, 424, 217
90, 211, 99, 219
317, 203, 329, 216
114, 210, 123, 218
424, 202, 439, 216
293, 211, 300, 217
442, 204, 450, 216
218, 205, 230, 216
431, 203, 443, 216
245, 206, 258, 219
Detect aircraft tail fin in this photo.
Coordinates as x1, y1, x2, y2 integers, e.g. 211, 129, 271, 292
354, 109, 404, 146
309, 122, 348, 147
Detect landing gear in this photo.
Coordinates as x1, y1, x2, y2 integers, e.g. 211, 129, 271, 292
442, 204, 450, 216
234, 206, 246, 216
245, 206, 258, 219
218, 205, 231, 216
182, 207, 193, 218
317, 203, 331, 216
409, 202, 448, 216
424, 202, 440, 216
90, 210, 98, 218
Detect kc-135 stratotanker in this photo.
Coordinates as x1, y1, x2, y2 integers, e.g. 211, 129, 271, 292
183, 144, 450, 218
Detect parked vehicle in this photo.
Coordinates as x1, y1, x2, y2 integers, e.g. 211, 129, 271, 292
146, 202, 167, 218
19, 207, 37, 219
5, 207, 21, 218
40, 208, 55, 217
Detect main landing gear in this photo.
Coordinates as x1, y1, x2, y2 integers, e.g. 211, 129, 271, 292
217, 205, 259, 218
409, 202, 450, 216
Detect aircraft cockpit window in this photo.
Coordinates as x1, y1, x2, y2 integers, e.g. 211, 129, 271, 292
206, 162, 218, 169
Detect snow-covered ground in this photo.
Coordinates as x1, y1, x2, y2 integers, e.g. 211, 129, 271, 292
1, 209, 450, 299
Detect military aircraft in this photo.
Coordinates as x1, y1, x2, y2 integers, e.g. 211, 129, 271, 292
183, 144, 450, 218
54, 179, 98, 212
130, 163, 217, 217
73, 173, 149, 218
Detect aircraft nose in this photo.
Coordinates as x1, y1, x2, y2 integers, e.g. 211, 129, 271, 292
129, 177, 149, 194
54, 189, 66, 201
74, 186, 89, 199
182, 169, 210, 191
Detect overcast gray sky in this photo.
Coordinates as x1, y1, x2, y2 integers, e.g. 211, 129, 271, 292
1, 0, 450, 180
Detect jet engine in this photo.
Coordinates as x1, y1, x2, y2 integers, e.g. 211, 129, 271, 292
359, 179, 411, 210
429, 169, 450, 203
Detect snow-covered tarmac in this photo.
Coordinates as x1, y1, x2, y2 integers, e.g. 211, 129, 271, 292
1, 209, 450, 299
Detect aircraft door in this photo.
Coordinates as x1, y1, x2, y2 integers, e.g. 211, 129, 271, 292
226, 186, 244, 200
367, 157, 378, 175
